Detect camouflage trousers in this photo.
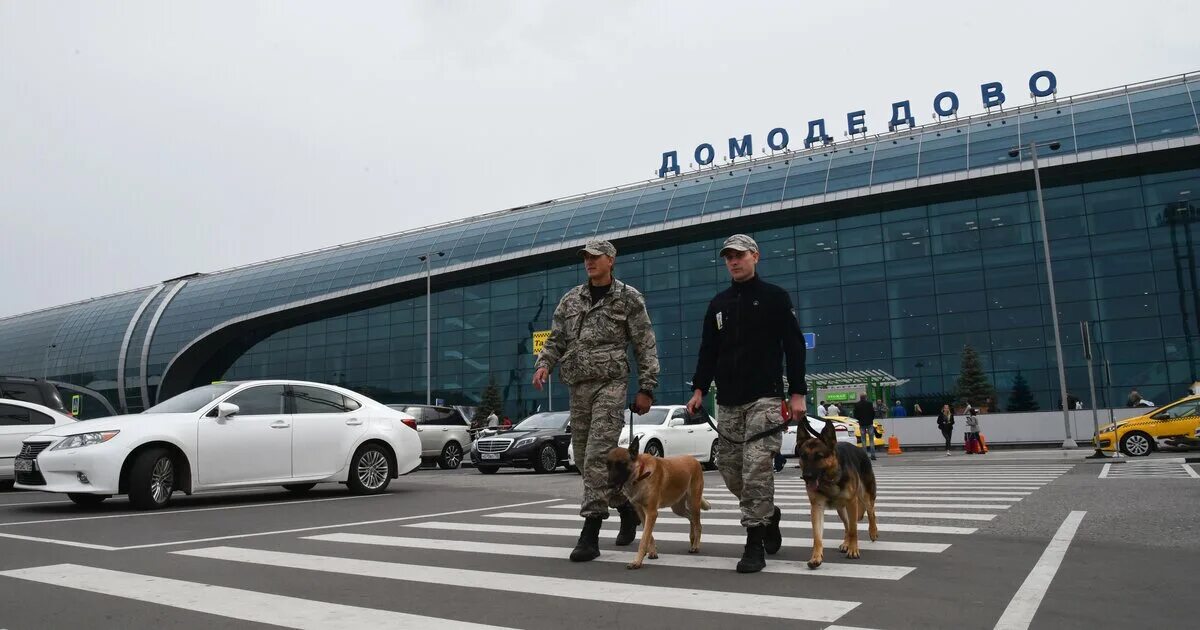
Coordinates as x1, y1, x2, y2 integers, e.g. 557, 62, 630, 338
717, 397, 783, 527
569, 379, 629, 518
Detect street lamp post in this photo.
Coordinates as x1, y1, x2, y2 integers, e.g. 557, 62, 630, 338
418, 252, 444, 405
1009, 140, 1076, 448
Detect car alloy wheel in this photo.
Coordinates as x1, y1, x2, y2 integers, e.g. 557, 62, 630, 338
533, 443, 558, 473
150, 456, 174, 504
645, 441, 663, 457
704, 441, 719, 470
1120, 432, 1152, 457
439, 442, 463, 469
129, 447, 175, 510
357, 449, 389, 490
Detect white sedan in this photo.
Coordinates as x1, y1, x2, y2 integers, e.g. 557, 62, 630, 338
618, 405, 719, 469
14, 380, 421, 509
781, 416, 856, 458
1, 398, 77, 489
567, 405, 718, 470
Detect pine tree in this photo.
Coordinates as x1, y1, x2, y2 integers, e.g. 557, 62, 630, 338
472, 376, 504, 428
955, 344, 996, 408
1007, 370, 1039, 412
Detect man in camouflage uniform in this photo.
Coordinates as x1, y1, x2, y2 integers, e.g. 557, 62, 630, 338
534, 239, 659, 562
688, 234, 807, 573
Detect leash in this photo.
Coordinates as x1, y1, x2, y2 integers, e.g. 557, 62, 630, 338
690, 403, 791, 445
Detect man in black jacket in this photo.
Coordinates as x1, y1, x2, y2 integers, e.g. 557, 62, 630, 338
853, 394, 877, 461
687, 234, 807, 574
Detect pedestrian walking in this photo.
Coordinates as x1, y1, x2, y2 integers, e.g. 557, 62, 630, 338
827, 402, 841, 417
891, 400, 908, 418
853, 394, 878, 460
687, 234, 807, 574
533, 239, 659, 562
817, 401, 828, 418
486, 411, 499, 428
936, 404, 955, 455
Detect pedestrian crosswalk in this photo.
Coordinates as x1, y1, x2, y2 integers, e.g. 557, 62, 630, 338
0, 462, 1077, 629
1099, 461, 1199, 479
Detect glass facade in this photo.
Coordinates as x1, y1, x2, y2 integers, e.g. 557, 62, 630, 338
0, 73, 1198, 418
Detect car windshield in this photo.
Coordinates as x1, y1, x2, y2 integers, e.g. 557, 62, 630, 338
625, 408, 669, 425
144, 383, 240, 414
515, 412, 569, 430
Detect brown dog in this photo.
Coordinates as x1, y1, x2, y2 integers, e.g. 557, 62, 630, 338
797, 420, 879, 569
607, 436, 711, 569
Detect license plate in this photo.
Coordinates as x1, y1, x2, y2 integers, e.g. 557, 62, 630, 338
13, 459, 34, 472
481, 453, 500, 460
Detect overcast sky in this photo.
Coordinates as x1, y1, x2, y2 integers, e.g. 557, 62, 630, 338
2, 0, 1197, 318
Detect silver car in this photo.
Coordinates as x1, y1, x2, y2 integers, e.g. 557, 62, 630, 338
387, 405, 473, 469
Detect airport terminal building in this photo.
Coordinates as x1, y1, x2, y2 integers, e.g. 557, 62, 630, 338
2, 72, 1198, 419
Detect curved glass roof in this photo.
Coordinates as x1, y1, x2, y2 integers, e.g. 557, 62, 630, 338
1, 72, 1197, 403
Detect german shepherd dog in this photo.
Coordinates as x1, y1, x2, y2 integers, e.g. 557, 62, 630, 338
797, 420, 879, 569
607, 436, 712, 569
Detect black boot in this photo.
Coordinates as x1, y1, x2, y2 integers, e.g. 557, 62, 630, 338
615, 503, 639, 546
736, 526, 767, 573
569, 517, 603, 562
763, 507, 783, 555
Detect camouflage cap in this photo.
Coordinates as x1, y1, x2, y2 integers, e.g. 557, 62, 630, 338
579, 240, 616, 257
719, 233, 759, 256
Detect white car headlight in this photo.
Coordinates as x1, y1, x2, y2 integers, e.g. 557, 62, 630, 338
51, 431, 120, 451
514, 437, 536, 448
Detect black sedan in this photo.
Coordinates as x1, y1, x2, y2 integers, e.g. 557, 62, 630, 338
470, 412, 572, 474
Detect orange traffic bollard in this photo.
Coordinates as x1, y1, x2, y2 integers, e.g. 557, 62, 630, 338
887, 435, 902, 455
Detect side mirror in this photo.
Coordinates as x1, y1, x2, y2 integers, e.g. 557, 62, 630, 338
215, 402, 239, 419
668, 417, 686, 427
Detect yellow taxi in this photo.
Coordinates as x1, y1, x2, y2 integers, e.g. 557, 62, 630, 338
824, 415, 886, 446
1093, 394, 1200, 457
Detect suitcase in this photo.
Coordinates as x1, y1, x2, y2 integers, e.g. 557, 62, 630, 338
977, 433, 989, 454
964, 432, 981, 454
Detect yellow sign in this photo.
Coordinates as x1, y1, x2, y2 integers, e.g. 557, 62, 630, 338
532, 330, 551, 356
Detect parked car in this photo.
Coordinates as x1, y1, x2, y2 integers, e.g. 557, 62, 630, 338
470, 411, 571, 474
781, 416, 856, 457
1, 399, 77, 489
1094, 393, 1200, 456
616, 405, 719, 470
824, 414, 887, 446
386, 404, 473, 469
14, 380, 421, 509
1, 375, 69, 415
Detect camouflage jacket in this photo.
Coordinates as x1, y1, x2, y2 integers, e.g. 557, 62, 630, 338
535, 279, 659, 392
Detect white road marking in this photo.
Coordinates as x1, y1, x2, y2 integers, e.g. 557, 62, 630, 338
993, 511, 1086, 630
485, 511, 977, 534
307, 533, 916, 580
0, 498, 560, 551
0, 564, 516, 629
543, 503, 995, 521
175, 546, 860, 623
408, 521, 952, 552
777, 490, 1031, 496
703, 499, 1015, 510
0, 494, 384, 527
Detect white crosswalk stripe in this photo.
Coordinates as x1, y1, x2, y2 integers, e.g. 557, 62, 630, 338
406, 521, 953, 553
305, 533, 916, 580
174, 546, 860, 622
0, 564, 517, 629
1099, 462, 1199, 478
485, 511, 978, 534
0, 462, 1077, 629
545, 503, 996, 521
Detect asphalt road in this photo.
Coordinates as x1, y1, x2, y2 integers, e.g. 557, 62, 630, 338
1, 449, 1197, 630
